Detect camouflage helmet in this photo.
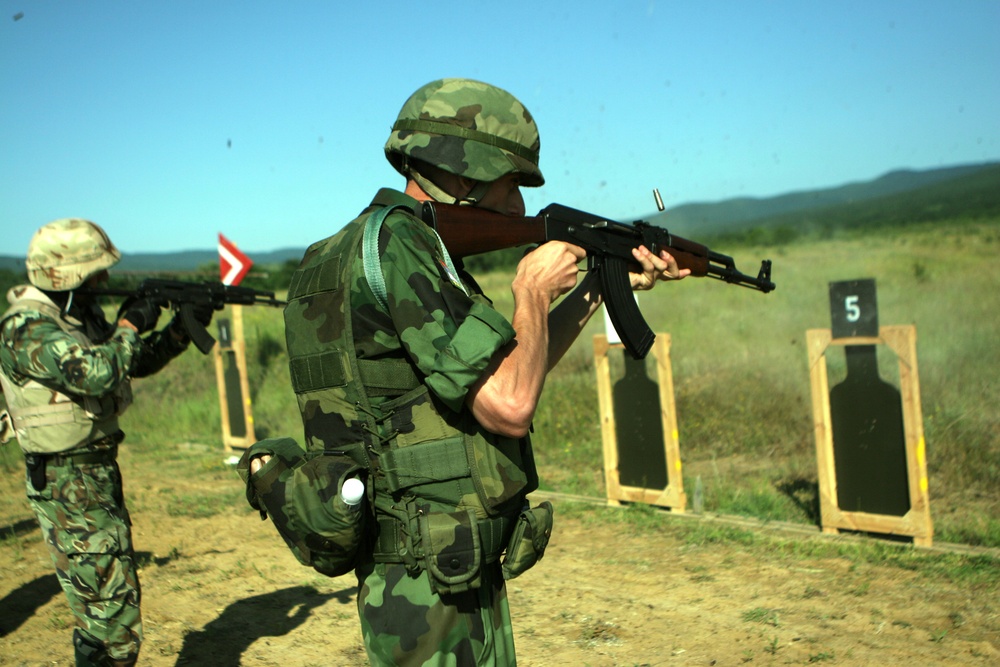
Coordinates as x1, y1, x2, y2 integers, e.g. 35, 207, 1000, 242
385, 78, 544, 187
26, 218, 121, 291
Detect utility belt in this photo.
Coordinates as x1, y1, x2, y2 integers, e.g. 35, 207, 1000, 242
24, 435, 122, 491
371, 501, 553, 594
373, 512, 515, 565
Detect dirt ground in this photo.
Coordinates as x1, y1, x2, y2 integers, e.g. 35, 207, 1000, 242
1, 446, 998, 667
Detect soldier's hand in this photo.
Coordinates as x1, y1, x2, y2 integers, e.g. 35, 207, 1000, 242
250, 454, 272, 475
191, 302, 219, 326
513, 241, 587, 304
629, 246, 691, 290
119, 296, 169, 334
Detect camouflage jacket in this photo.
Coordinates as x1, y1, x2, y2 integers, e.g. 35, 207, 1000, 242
285, 188, 538, 519
0, 284, 188, 453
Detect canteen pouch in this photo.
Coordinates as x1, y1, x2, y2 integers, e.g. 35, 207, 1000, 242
237, 437, 366, 578
417, 508, 483, 595
501, 501, 554, 580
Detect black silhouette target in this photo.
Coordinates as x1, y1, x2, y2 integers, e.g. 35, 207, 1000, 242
828, 280, 910, 516
613, 356, 668, 490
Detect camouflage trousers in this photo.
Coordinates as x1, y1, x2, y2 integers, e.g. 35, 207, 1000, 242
357, 559, 516, 666
25, 456, 142, 663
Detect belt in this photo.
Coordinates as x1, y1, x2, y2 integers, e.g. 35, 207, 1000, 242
373, 513, 514, 565
39, 444, 119, 467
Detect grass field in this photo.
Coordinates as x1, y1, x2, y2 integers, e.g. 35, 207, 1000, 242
2, 217, 998, 548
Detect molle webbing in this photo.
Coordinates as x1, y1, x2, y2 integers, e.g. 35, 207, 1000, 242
287, 255, 340, 301
289, 353, 420, 397
0, 384, 78, 428
372, 513, 514, 565
379, 437, 471, 490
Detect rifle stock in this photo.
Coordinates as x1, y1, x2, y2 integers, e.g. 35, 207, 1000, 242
420, 203, 547, 258
422, 201, 775, 359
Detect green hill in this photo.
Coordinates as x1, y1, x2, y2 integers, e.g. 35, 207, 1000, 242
652, 161, 999, 236
695, 163, 1000, 246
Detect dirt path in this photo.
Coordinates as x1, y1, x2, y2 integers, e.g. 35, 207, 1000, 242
1, 457, 998, 666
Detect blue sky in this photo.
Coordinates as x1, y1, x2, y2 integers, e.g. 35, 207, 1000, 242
2, 1, 998, 256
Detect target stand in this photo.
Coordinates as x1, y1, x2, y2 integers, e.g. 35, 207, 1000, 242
594, 333, 686, 512
807, 325, 933, 546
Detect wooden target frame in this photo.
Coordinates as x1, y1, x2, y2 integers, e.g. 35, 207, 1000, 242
807, 325, 933, 546
214, 305, 256, 453
594, 333, 686, 512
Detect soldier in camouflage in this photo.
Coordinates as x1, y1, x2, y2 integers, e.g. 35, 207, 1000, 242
247, 78, 687, 666
0, 219, 212, 666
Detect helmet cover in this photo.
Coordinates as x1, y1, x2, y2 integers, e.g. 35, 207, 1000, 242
385, 78, 544, 187
26, 218, 121, 291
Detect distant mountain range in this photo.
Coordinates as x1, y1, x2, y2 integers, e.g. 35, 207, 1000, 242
0, 246, 305, 276
648, 161, 1000, 237
2, 161, 998, 274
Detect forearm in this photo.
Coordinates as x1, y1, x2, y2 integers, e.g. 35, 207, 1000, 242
467, 288, 551, 437
465, 240, 587, 437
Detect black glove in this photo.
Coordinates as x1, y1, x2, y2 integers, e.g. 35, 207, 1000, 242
120, 296, 168, 334
167, 302, 220, 346
191, 302, 217, 326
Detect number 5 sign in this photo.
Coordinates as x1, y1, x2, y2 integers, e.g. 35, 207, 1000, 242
829, 279, 878, 338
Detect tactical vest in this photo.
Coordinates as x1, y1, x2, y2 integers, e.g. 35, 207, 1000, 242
0, 286, 132, 454
283, 204, 538, 591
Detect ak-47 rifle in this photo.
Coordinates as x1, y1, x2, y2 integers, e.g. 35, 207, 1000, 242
421, 193, 775, 360
78, 278, 286, 354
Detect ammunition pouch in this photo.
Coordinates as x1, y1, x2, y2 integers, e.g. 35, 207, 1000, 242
501, 501, 554, 580
24, 444, 120, 492
420, 508, 483, 595
373, 508, 515, 594
25, 453, 46, 491
238, 437, 367, 578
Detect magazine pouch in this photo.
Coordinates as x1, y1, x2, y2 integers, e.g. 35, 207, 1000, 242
417, 508, 482, 595
501, 501, 554, 580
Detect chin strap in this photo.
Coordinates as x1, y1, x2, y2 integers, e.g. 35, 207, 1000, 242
410, 170, 457, 205
407, 163, 492, 207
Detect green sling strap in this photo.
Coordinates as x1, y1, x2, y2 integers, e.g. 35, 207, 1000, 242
362, 204, 468, 314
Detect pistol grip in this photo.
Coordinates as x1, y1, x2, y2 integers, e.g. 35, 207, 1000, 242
179, 303, 216, 354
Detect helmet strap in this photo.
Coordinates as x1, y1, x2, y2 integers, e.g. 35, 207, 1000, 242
407, 160, 492, 207
459, 180, 492, 207
410, 169, 458, 205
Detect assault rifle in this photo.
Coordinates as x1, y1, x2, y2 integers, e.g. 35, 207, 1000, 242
421, 197, 775, 360
78, 278, 286, 354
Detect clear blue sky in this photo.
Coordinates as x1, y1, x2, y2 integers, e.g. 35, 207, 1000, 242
2, 1, 998, 256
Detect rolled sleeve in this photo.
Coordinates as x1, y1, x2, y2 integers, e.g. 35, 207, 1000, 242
423, 301, 516, 413
377, 211, 516, 412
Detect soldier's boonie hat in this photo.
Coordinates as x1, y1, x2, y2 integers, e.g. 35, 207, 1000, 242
385, 78, 544, 187
26, 218, 121, 291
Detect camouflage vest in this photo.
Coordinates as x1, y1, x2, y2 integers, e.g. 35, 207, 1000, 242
0, 286, 132, 454
284, 203, 537, 591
